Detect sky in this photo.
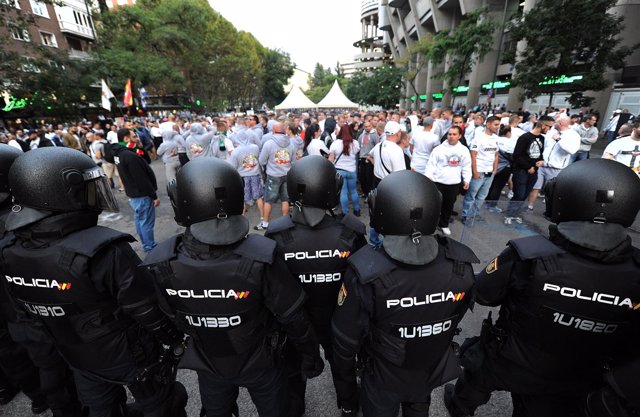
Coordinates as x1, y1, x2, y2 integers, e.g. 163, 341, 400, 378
207, 0, 362, 74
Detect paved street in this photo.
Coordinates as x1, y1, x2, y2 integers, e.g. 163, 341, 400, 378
3, 150, 638, 417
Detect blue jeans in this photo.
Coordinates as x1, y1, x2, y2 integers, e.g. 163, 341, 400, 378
606, 130, 616, 144
462, 174, 493, 217
570, 150, 589, 163
368, 227, 383, 248
129, 196, 157, 252
506, 169, 538, 217
337, 169, 360, 214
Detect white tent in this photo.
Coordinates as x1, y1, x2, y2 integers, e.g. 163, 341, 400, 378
274, 85, 317, 110
316, 80, 359, 109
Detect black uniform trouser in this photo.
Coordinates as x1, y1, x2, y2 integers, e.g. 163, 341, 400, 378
7, 321, 80, 416
73, 358, 181, 417
357, 158, 375, 196
286, 320, 353, 416
361, 371, 431, 417
485, 166, 512, 206
197, 366, 286, 417
0, 321, 40, 400
450, 339, 585, 417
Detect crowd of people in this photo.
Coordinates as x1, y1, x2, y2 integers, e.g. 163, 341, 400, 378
0, 103, 638, 417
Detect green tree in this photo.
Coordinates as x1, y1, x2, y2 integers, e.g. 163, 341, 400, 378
505, 0, 634, 108
1, 1, 99, 118
428, 8, 494, 105
346, 65, 403, 108
261, 49, 295, 107
398, 9, 493, 107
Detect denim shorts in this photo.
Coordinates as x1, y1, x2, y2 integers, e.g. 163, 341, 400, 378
264, 175, 288, 203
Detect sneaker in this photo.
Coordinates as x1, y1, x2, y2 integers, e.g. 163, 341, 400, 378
341, 408, 356, 416
253, 222, 266, 231
441, 227, 452, 236
527, 205, 534, 211
353, 210, 361, 217
461, 216, 467, 224
513, 217, 523, 224
487, 206, 502, 213
507, 191, 514, 199
504, 216, 513, 225
539, 193, 545, 198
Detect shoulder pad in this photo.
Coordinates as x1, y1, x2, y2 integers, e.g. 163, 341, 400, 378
0, 232, 16, 249
234, 234, 276, 264
61, 226, 134, 257
508, 235, 565, 260
348, 245, 396, 284
438, 236, 480, 263
141, 235, 180, 266
340, 214, 367, 236
264, 216, 295, 236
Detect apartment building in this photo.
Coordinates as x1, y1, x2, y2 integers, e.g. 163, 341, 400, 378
376, 0, 640, 116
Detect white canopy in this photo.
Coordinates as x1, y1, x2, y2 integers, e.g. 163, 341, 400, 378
274, 85, 317, 110
316, 80, 359, 109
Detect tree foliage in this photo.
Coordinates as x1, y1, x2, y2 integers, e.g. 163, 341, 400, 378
93, 0, 292, 110
305, 63, 348, 103
346, 65, 403, 108
506, 0, 635, 107
0, 1, 98, 118
399, 8, 493, 105
429, 8, 494, 95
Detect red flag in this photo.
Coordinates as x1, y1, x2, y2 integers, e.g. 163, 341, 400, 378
123, 79, 133, 107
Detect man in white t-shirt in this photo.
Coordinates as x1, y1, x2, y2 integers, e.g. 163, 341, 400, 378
367, 121, 406, 187
527, 115, 581, 209
462, 116, 500, 221
366, 121, 406, 247
603, 120, 640, 177
409, 116, 440, 174
159, 114, 177, 134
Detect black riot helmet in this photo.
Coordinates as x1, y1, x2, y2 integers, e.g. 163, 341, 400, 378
168, 157, 248, 245
369, 170, 442, 236
9, 147, 119, 215
544, 159, 640, 226
0, 144, 23, 205
287, 156, 342, 226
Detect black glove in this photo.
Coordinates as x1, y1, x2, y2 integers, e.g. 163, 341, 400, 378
300, 353, 324, 380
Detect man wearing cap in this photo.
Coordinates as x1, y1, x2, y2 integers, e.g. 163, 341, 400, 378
366, 121, 407, 247
367, 121, 407, 188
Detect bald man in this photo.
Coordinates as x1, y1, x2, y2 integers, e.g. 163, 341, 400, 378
257, 122, 297, 230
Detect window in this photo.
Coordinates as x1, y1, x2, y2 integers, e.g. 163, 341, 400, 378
40, 31, 57, 47
29, 0, 49, 18
9, 25, 30, 41
21, 56, 40, 73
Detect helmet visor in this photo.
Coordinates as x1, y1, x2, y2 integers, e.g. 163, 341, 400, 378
84, 168, 119, 212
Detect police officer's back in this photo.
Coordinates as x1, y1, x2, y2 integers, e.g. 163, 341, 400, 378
0, 148, 186, 417
332, 170, 478, 417
265, 156, 367, 416
143, 157, 324, 417
445, 158, 640, 417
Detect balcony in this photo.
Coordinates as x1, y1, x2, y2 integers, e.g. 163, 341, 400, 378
361, 0, 378, 16
68, 49, 90, 60
58, 20, 94, 40
354, 51, 387, 61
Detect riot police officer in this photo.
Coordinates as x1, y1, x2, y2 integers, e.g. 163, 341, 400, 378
0, 147, 187, 417
142, 157, 324, 417
264, 156, 367, 416
332, 170, 478, 417
0, 144, 46, 412
444, 158, 640, 417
